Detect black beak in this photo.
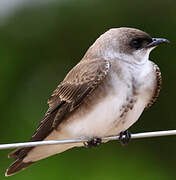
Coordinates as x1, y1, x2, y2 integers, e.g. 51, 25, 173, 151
146, 38, 170, 48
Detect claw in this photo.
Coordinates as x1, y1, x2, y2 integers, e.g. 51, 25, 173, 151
84, 138, 102, 148
119, 130, 131, 146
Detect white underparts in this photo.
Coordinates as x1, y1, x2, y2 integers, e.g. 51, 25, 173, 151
23, 60, 155, 163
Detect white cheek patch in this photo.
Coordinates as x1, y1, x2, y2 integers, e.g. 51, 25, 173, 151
104, 49, 132, 61
104, 50, 148, 65
102, 43, 156, 65
132, 47, 155, 63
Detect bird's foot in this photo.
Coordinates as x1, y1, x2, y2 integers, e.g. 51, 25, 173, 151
84, 138, 102, 148
119, 130, 131, 146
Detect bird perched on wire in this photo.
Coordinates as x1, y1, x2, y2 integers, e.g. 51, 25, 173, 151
6, 27, 169, 176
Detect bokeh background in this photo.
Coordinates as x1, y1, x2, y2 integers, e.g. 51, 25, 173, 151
0, 0, 175, 179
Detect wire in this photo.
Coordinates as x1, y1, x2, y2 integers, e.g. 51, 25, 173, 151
0, 130, 176, 150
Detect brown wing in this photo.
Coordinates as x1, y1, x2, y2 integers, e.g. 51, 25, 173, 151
8, 59, 110, 159
145, 62, 162, 109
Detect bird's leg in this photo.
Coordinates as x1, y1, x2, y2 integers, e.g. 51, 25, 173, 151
84, 137, 102, 148
119, 130, 131, 146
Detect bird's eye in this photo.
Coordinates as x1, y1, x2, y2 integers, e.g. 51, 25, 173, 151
130, 39, 142, 49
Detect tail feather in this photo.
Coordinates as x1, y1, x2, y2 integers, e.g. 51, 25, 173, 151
5, 159, 33, 176
8, 147, 29, 159
6, 100, 68, 176
8, 149, 19, 159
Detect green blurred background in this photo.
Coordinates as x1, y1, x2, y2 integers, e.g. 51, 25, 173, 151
0, 0, 175, 179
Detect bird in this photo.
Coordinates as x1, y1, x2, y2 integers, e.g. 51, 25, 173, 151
6, 27, 169, 176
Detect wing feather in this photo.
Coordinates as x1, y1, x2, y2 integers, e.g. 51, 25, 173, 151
8, 59, 110, 160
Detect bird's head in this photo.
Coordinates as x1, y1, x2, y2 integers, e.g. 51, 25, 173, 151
86, 27, 169, 65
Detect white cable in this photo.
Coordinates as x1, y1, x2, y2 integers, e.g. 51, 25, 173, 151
0, 130, 176, 150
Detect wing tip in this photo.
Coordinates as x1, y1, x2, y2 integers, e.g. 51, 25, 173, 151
6, 159, 33, 176
8, 150, 18, 159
